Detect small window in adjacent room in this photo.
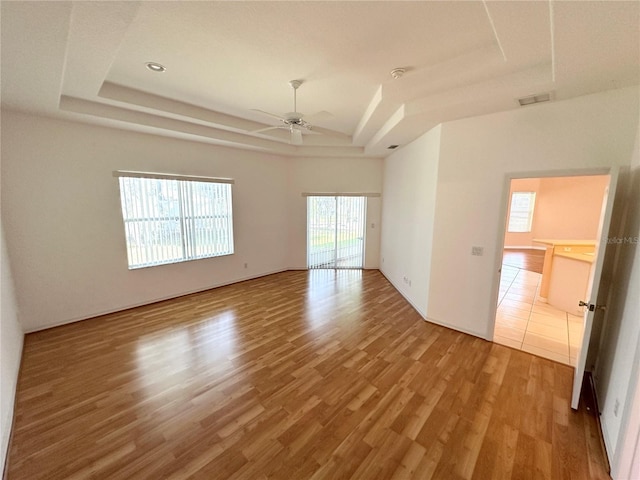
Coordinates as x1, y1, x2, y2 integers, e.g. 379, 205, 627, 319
114, 171, 234, 269
507, 191, 536, 233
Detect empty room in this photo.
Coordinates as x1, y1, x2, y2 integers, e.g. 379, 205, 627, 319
1, 1, 639, 479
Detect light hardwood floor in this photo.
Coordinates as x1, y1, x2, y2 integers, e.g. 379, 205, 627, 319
6, 270, 609, 479
502, 249, 545, 275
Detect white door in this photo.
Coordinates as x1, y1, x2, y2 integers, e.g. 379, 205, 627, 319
307, 196, 366, 269
571, 168, 620, 409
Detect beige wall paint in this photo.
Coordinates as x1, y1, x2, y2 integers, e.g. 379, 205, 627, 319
504, 175, 610, 247
535, 175, 610, 240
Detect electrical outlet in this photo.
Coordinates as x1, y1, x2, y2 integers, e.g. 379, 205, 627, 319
244, 263, 248, 269
614, 398, 620, 417
371, 223, 375, 229
471, 246, 484, 256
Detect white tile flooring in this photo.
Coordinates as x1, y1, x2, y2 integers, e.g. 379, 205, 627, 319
493, 264, 585, 366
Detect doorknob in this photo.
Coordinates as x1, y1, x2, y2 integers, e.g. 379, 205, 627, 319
579, 300, 594, 311
579, 301, 606, 312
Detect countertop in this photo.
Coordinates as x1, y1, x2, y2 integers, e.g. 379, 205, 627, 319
553, 251, 596, 263
533, 239, 597, 246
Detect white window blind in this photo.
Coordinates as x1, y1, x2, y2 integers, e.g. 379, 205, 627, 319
115, 172, 234, 269
508, 191, 536, 233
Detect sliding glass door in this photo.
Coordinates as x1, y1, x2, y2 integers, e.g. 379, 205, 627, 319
307, 196, 366, 269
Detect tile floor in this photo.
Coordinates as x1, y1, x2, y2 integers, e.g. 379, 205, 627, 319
493, 264, 585, 366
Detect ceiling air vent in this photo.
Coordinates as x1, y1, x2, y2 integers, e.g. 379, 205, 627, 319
518, 92, 552, 106
387, 145, 399, 149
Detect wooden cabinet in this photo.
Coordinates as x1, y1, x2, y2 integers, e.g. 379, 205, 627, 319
533, 239, 596, 315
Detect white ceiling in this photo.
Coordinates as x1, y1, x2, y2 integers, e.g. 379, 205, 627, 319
2, 1, 639, 158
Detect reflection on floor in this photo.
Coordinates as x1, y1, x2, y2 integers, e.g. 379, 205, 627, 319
494, 264, 584, 366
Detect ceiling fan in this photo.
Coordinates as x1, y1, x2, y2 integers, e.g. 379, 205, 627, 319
250, 80, 344, 145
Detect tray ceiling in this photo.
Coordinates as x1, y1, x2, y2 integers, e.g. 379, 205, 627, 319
2, 1, 639, 157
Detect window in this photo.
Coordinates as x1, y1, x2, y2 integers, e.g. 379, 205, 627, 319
508, 191, 536, 233
115, 171, 234, 269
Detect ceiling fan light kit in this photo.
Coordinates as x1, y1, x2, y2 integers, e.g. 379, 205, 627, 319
390, 68, 405, 79
250, 79, 345, 145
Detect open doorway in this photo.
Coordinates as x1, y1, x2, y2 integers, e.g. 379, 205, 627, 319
493, 174, 611, 366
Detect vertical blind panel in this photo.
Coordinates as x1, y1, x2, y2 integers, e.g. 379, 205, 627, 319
307, 196, 336, 269
118, 177, 233, 269
307, 196, 366, 269
336, 196, 366, 268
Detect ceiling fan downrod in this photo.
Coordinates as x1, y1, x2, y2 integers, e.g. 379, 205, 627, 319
289, 79, 303, 114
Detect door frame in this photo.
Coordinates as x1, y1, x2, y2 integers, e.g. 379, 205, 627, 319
305, 194, 368, 270
488, 167, 618, 399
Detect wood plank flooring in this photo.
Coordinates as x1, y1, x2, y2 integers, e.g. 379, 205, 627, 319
502, 249, 545, 274
6, 270, 609, 479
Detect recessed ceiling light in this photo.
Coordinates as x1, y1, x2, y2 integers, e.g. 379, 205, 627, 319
145, 62, 166, 73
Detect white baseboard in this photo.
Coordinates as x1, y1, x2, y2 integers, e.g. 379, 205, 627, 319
424, 315, 487, 340
378, 270, 486, 339
24, 269, 289, 333
25, 267, 381, 333
1, 335, 23, 477
378, 269, 427, 318
589, 374, 613, 473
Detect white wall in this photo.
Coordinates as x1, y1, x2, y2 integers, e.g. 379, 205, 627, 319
377, 86, 640, 471
595, 119, 640, 478
1, 112, 290, 331
428, 87, 639, 338
380, 125, 441, 316
1, 112, 384, 332
286, 156, 383, 269
0, 111, 384, 469
1, 223, 23, 471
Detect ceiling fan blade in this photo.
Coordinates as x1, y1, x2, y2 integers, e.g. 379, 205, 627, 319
290, 128, 303, 145
303, 129, 323, 136
250, 126, 283, 134
251, 109, 286, 121
309, 126, 350, 139
305, 110, 334, 122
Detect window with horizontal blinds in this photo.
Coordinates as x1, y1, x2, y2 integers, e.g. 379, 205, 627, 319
116, 173, 234, 269
508, 191, 536, 233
